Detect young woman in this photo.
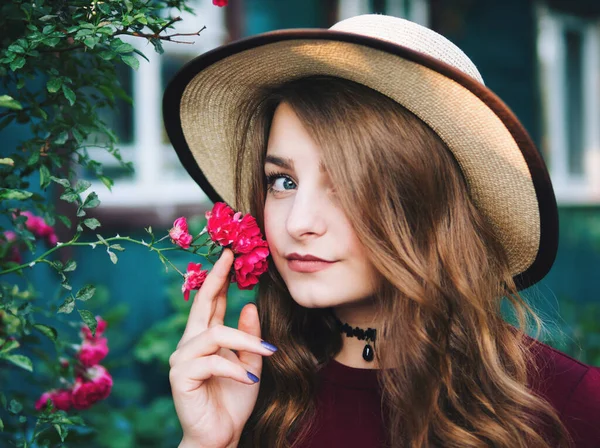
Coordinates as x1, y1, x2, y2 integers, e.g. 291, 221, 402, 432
163, 14, 600, 448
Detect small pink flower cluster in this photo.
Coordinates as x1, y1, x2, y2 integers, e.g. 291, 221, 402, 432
1, 211, 58, 264
35, 317, 112, 412
169, 202, 270, 300
21, 211, 58, 246
212, 0, 228, 7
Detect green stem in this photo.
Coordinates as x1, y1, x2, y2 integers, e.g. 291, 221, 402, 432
0, 236, 182, 276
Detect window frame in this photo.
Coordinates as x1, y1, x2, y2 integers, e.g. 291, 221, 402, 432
86, 1, 227, 209
536, 4, 600, 205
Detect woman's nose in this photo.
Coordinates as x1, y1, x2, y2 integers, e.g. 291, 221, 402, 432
285, 187, 327, 239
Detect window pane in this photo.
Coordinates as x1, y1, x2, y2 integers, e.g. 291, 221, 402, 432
565, 28, 584, 176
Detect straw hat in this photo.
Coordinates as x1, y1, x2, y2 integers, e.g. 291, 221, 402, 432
162, 14, 558, 291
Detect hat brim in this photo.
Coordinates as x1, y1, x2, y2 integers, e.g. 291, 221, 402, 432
162, 29, 558, 291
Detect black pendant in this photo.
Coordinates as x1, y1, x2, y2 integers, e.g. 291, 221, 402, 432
362, 344, 374, 362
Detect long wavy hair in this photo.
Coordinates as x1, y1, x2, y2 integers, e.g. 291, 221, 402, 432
232, 75, 573, 448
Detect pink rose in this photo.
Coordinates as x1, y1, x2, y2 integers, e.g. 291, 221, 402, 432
182, 262, 209, 301
35, 389, 73, 412
205, 202, 243, 247
81, 316, 107, 341
232, 246, 269, 290
2, 231, 22, 264
71, 365, 113, 410
169, 217, 193, 249
78, 337, 109, 368
213, 0, 228, 6
20, 211, 58, 247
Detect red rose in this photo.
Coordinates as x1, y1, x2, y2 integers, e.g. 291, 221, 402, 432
169, 217, 193, 249
35, 389, 73, 412
71, 365, 113, 410
182, 262, 209, 301
231, 214, 268, 254
205, 202, 244, 247
78, 337, 109, 368
232, 246, 269, 290
213, 0, 228, 6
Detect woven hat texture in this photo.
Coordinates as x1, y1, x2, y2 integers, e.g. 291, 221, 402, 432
163, 14, 558, 290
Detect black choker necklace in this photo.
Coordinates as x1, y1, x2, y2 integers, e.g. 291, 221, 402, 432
334, 317, 377, 362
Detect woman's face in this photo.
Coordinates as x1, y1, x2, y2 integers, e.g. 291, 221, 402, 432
263, 102, 378, 308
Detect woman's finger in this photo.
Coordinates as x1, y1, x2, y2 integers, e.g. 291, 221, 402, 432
179, 248, 234, 347
170, 324, 277, 366
169, 354, 260, 393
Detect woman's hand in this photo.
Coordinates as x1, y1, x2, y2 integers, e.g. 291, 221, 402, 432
169, 248, 276, 448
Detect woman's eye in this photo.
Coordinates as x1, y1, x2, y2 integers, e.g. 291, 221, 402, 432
265, 173, 296, 194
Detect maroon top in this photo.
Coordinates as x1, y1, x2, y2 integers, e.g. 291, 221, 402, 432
291, 340, 600, 447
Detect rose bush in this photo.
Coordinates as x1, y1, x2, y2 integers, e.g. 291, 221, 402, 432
0, 1, 237, 446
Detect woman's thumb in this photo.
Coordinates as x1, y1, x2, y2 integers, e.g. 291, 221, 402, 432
237, 302, 264, 370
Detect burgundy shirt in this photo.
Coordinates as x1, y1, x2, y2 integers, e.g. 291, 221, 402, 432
291, 340, 600, 447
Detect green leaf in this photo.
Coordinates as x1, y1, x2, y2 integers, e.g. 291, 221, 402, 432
42, 25, 56, 35
33, 324, 57, 342
98, 50, 115, 61
0, 188, 33, 201
76, 206, 86, 217
108, 250, 118, 264
78, 309, 97, 336
57, 297, 75, 314
0, 339, 19, 354
40, 164, 51, 189
74, 179, 91, 193
99, 175, 113, 191
76, 285, 96, 302
3, 355, 33, 372
0, 157, 14, 166
109, 244, 124, 251
46, 77, 62, 93
60, 191, 79, 203
63, 260, 77, 272
61, 84, 76, 106
0, 416, 3, 431
83, 37, 99, 49
96, 234, 108, 246
7, 44, 25, 54
0, 95, 23, 110
9, 57, 26, 71
133, 48, 149, 62
54, 131, 69, 145
120, 54, 139, 70
54, 423, 68, 442
58, 215, 72, 228
83, 192, 100, 208
115, 42, 135, 53
39, 14, 57, 21
84, 218, 101, 230
8, 399, 22, 414
51, 176, 70, 188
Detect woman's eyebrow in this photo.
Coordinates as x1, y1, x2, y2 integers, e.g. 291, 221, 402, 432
264, 154, 326, 172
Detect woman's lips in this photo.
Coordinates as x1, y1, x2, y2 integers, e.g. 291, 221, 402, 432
287, 259, 337, 273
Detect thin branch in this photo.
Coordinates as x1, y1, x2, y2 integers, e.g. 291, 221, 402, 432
115, 25, 206, 43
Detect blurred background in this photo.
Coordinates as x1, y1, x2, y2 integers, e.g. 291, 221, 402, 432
4, 0, 600, 446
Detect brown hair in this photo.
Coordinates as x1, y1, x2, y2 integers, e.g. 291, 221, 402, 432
233, 75, 572, 447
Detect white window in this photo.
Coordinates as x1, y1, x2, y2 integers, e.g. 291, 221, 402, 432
537, 4, 600, 204
86, 1, 227, 209
338, 0, 430, 26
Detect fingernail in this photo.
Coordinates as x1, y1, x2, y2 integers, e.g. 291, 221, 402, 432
261, 340, 278, 352
247, 371, 259, 383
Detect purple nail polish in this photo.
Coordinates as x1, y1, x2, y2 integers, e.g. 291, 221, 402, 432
261, 340, 278, 352
247, 371, 259, 383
